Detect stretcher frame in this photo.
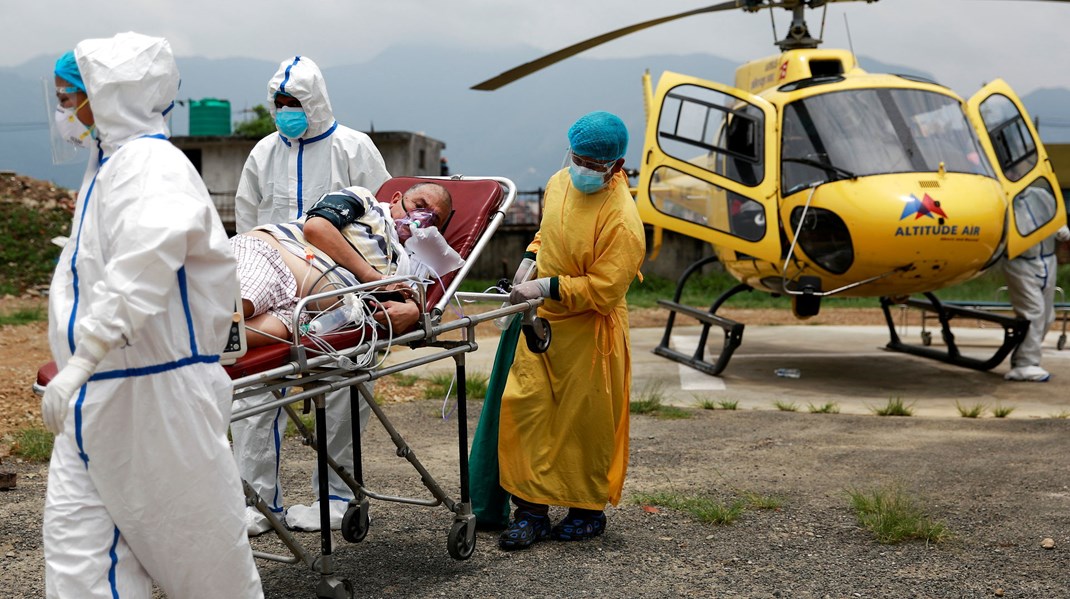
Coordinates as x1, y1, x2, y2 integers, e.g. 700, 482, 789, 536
228, 175, 550, 599
36, 175, 546, 599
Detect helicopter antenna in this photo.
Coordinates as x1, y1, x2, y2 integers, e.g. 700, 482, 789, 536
819, 3, 828, 40
768, 6, 778, 45
843, 13, 856, 57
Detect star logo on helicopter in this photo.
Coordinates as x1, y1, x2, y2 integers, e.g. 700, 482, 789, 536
899, 194, 948, 221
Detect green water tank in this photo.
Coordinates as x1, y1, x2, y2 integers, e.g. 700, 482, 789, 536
189, 98, 231, 136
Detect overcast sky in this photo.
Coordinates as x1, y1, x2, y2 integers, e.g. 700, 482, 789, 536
6, 0, 1069, 98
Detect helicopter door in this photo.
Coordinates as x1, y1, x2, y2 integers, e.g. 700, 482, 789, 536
966, 79, 1067, 259
637, 72, 780, 264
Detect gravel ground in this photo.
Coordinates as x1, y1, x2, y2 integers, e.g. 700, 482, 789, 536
2, 398, 1068, 598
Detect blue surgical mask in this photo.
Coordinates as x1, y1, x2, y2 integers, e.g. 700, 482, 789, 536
275, 107, 308, 139
569, 164, 609, 194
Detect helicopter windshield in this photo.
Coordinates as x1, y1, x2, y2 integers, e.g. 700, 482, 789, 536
781, 88, 994, 195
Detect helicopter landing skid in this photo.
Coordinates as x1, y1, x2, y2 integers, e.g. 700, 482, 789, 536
654, 257, 752, 376
879, 293, 1029, 371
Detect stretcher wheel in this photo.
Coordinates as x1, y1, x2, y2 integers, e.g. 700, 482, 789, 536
341, 505, 369, 543
1059, 334, 1066, 350
447, 520, 476, 560
921, 331, 932, 346
523, 317, 551, 354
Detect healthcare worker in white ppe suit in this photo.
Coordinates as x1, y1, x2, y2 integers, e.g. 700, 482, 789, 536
42, 32, 262, 598
1003, 215, 1070, 382
233, 55, 390, 534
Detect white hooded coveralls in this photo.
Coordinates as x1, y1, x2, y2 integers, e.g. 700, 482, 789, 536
44, 33, 262, 598
1004, 231, 1059, 370
232, 56, 389, 529
234, 55, 390, 232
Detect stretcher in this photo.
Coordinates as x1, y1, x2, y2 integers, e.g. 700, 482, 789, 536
36, 175, 551, 599
913, 286, 1068, 350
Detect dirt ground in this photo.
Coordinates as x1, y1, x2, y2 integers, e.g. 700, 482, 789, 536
3, 297, 1069, 597
2, 399, 1068, 597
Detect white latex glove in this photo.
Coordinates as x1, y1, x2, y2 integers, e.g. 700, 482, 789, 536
1056, 226, 1070, 243
509, 277, 551, 304
512, 257, 536, 286
41, 336, 108, 435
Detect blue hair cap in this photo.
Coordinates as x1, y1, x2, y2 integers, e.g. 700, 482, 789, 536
567, 111, 628, 162
54, 50, 85, 92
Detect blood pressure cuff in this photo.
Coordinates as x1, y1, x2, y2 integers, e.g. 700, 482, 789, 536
305, 192, 367, 229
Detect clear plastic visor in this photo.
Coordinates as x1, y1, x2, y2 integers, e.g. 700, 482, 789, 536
43, 77, 88, 165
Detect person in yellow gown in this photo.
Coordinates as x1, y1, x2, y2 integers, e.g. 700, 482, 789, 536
498, 111, 646, 550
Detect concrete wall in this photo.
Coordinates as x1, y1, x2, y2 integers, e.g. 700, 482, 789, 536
370, 131, 445, 177
173, 130, 445, 232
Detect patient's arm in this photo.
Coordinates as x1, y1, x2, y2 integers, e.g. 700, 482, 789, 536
303, 216, 385, 284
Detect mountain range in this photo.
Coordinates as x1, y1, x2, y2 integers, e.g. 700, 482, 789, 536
3, 45, 1069, 191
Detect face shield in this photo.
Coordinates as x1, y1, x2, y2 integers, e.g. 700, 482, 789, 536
564, 149, 615, 194
43, 78, 91, 165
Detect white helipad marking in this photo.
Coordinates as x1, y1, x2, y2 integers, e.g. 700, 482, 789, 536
670, 336, 726, 390
678, 363, 727, 390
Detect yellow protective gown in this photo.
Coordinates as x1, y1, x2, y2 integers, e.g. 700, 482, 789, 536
498, 168, 645, 510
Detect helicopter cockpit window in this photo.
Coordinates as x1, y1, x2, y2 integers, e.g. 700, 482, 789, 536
657, 84, 764, 187
1011, 177, 1057, 237
780, 88, 993, 195
978, 94, 1038, 182
647, 165, 765, 242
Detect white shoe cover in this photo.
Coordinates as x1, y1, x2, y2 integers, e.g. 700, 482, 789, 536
285, 500, 348, 532
1004, 365, 1051, 382
244, 506, 277, 537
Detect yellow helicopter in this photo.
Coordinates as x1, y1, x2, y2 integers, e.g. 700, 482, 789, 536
473, 0, 1068, 375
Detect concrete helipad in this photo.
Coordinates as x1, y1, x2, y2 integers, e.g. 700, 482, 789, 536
386, 322, 1070, 419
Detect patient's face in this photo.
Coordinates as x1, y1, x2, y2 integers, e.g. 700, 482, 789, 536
390, 184, 452, 226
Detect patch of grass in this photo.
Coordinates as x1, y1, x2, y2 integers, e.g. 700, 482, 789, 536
630, 381, 668, 414
872, 397, 914, 417
0, 199, 72, 295
1050, 410, 1070, 420
630, 395, 662, 414
632, 491, 746, 525
773, 400, 798, 412
847, 485, 950, 545
392, 373, 421, 387
0, 306, 46, 326
742, 491, 784, 510
807, 402, 840, 414
655, 406, 692, 420
424, 372, 456, 399
955, 401, 986, 419
695, 397, 718, 410
991, 404, 1015, 418
421, 371, 488, 400
717, 399, 739, 410
11, 427, 53, 461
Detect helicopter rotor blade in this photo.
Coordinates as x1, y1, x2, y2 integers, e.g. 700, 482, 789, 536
471, 0, 755, 91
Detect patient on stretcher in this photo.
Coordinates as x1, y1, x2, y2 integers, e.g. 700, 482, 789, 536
230, 182, 454, 347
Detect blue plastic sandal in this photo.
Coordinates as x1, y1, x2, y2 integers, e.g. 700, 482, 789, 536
498, 513, 551, 550
551, 511, 606, 541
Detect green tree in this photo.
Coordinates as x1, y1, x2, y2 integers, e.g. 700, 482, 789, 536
233, 104, 276, 138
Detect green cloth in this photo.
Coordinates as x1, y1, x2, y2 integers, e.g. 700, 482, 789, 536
469, 314, 522, 529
